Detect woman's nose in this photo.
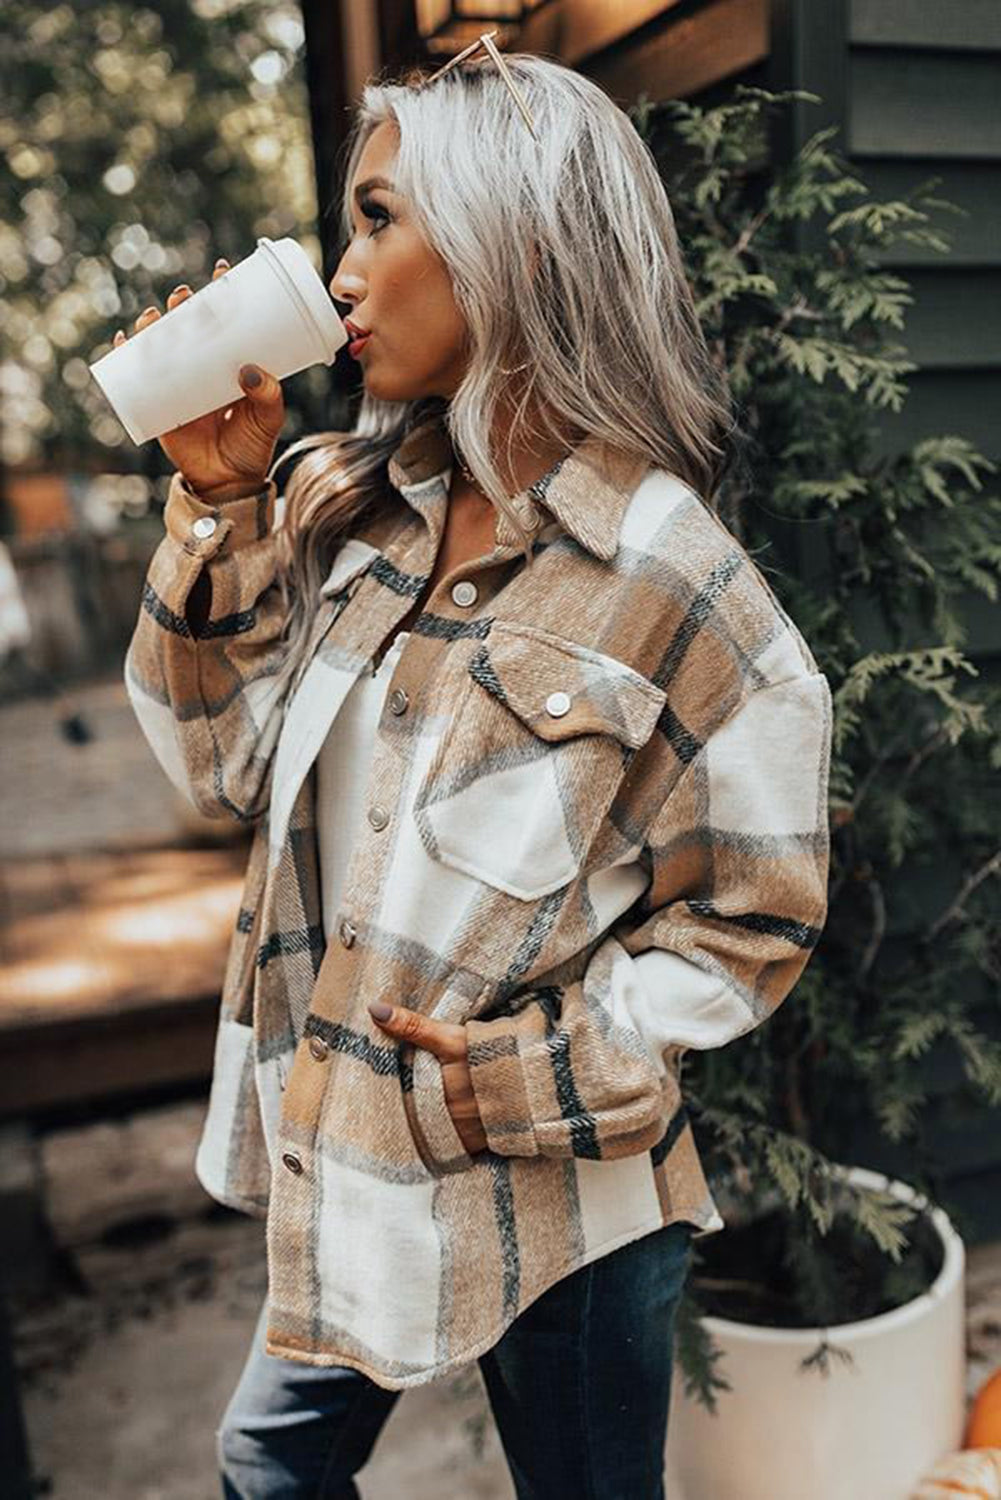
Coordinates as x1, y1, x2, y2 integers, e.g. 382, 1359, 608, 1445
328, 259, 364, 309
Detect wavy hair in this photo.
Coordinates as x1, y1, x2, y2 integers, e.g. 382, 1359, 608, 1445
268, 51, 738, 677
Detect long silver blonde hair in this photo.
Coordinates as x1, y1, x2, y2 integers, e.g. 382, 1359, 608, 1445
267, 52, 737, 675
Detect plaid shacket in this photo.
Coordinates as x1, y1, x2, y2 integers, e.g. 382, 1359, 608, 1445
125, 412, 832, 1389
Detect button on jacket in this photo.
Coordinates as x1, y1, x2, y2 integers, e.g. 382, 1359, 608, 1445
125, 412, 832, 1390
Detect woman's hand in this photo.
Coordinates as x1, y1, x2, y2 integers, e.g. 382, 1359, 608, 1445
112, 257, 286, 497
367, 1002, 488, 1156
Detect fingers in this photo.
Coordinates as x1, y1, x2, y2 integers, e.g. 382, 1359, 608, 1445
135, 303, 161, 334
367, 1002, 468, 1062
115, 301, 164, 345
113, 258, 230, 345
237, 363, 283, 408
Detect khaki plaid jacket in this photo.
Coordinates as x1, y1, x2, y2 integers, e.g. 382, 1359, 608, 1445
126, 412, 832, 1390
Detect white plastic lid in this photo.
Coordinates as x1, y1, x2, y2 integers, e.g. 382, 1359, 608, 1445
256, 237, 346, 363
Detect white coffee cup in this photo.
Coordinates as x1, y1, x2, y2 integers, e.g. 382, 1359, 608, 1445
88, 236, 348, 445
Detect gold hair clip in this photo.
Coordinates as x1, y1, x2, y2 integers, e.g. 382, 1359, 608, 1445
423, 29, 538, 141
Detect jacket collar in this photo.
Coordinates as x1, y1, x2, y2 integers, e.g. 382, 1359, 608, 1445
386, 412, 650, 563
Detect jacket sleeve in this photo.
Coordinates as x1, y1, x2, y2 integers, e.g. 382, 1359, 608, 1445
462, 669, 833, 1162
124, 470, 290, 822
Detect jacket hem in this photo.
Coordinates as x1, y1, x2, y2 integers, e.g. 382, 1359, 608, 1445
202, 1182, 269, 1219
263, 1204, 712, 1389
194, 1163, 269, 1220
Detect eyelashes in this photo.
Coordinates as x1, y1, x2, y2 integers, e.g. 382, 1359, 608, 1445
358, 196, 391, 235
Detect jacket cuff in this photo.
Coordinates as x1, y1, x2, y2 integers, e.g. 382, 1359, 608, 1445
464, 1016, 539, 1158
408, 1047, 476, 1174
164, 472, 276, 560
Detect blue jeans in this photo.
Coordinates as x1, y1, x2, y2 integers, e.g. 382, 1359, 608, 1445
218, 1219, 694, 1499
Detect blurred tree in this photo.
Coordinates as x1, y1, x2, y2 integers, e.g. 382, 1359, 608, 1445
1, 0, 339, 485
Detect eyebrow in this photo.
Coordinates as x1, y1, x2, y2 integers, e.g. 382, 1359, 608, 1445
353, 175, 397, 201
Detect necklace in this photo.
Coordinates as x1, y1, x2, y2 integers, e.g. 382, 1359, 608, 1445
454, 443, 572, 495
452, 448, 483, 493
451, 445, 565, 532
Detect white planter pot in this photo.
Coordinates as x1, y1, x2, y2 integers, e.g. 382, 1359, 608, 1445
665, 1165, 966, 1500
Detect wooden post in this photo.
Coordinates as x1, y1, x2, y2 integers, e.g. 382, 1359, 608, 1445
299, 0, 352, 287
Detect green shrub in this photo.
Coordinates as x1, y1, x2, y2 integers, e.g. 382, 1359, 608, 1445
631, 85, 1001, 1409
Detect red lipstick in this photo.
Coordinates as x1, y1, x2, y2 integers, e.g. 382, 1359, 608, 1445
344, 318, 371, 358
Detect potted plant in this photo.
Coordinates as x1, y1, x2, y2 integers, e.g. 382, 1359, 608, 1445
627, 87, 1001, 1498
666, 1164, 965, 1498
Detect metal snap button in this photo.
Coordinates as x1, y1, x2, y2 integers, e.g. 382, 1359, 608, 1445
545, 691, 572, 717
308, 1036, 330, 1062
368, 804, 390, 831
192, 515, 217, 540
388, 687, 409, 716
338, 918, 357, 948
450, 579, 478, 608
282, 1152, 304, 1175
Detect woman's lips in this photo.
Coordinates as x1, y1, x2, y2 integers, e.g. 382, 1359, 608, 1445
348, 333, 371, 358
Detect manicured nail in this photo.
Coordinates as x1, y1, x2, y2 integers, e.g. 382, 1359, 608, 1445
368, 1001, 392, 1022
239, 365, 261, 388
215, 257, 229, 267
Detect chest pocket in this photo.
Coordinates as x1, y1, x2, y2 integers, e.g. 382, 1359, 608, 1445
413, 619, 667, 902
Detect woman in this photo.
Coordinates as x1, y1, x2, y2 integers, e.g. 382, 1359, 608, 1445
123, 49, 832, 1499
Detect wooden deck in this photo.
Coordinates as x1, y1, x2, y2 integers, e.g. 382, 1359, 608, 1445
0, 845, 248, 1115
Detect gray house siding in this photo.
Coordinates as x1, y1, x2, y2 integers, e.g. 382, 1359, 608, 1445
771, 0, 1001, 1240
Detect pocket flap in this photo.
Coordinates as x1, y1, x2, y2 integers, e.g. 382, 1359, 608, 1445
468, 620, 666, 750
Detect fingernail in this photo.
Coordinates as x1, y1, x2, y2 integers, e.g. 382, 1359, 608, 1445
368, 1001, 392, 1022
215, 257, 229, 267
175, 284, 191, 294
239, 365, 261, 388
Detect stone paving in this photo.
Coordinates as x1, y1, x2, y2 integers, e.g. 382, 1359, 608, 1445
14, 1209, 514, 1500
